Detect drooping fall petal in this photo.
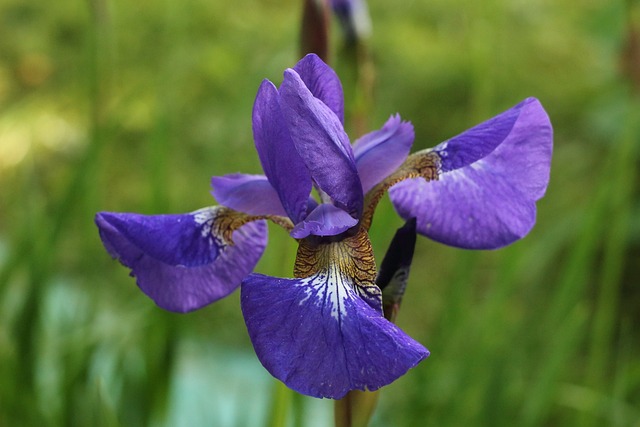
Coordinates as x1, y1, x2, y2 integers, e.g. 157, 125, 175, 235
241, 271, 428, 399
390, 98, 553, 249
96, 208, 267, 312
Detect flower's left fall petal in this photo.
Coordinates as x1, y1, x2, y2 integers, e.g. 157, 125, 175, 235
241, 272, 428, 399
390, 98, 553, 249
353, 114, 414, 193
293, 53, 345, 124
211, 173, 287, 217
96, 208, 267, 312
279, 69, 363, 218
290, 203, 358, 239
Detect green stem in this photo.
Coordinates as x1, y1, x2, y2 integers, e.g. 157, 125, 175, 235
267, 380, 293, 427
335, 390, 379, 427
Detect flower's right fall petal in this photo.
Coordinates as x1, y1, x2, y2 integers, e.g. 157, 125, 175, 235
390, 98, 553, 249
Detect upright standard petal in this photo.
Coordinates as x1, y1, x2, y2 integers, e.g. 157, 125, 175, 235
253, 80, 312, 223
390, 98, 553, 249
241, 271, 428, 399
353, 114, 415, 193
211, 174, 288, 217
96, 208, 267, 312
293, 53, 345, 124
279, 69, 363, 218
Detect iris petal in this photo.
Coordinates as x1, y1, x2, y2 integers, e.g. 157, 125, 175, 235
353, 114, 415, 193
290, 203, 358, 239
433, 97, 540, 174
253, 80, 313, 223
293, 53, 345, 124
279, 69, 363, 218
211, 174, 288, 217
390, 98, 553, 249
96, 208, 267, 312
241, 271, 428, 399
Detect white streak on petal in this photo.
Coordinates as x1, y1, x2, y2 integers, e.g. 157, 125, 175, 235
193, 207, 215, 240
297, 264, 356, 321
241, 270, 429, 399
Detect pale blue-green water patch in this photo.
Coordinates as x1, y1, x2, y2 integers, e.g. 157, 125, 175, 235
30, 276, 333, 426
162, 340, 332, 427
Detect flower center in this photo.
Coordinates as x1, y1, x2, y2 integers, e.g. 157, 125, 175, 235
294, 227, 382, 312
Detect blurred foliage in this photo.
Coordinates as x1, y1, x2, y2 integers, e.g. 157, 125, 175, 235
0, 0, 639, 426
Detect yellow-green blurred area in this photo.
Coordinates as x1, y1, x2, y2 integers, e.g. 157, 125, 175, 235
1, 0, 639, 425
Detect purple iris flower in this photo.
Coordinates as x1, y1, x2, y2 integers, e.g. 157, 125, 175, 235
95, 54, 553, 399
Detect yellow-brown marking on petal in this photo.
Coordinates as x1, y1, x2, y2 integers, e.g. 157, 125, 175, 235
360, 150, 440, 231
294, 227, 381, 310
211, 207, 293, 245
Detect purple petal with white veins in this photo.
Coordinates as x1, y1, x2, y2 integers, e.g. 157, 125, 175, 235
293, 53, 345, 124
241, 272, 428, 399
211, 174, 287, 217
353, 114, 414, 193
253, 79, 312, 223
279, 69, 363, 218
290, 203, 358, 239
390, 98, 553, 249
96, 208, 267, 312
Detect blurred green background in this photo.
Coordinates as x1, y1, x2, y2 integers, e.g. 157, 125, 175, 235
1, 0, 639, 425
